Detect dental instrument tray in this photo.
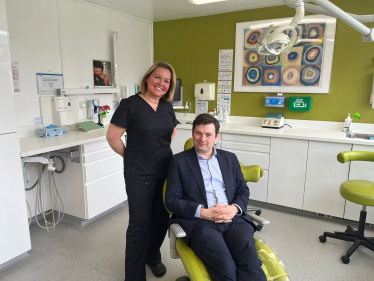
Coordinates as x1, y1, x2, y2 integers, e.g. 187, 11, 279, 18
262, 113, 284, 129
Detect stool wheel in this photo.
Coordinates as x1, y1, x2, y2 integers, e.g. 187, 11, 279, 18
256, 225, 263, 231
319, 235, 326, 243
255, 210, 261, 216
341, 255, 350, 264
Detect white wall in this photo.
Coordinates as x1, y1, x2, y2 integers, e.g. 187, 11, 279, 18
7, 0, 153, 128
6, 0, 62, 128
6, 0, 153, 220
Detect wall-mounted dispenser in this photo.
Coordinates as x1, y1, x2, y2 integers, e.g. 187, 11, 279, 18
194, 80, 215, 101
51, 96, 75, 126
86, 99, 99, 121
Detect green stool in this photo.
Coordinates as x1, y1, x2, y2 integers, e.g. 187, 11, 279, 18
319, 151, 374, 264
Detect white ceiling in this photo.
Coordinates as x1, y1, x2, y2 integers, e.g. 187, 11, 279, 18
84, 0, 287, 22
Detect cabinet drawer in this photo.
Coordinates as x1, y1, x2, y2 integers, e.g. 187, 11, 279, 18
248, 170, 268, 202
222, 133, 270, 145
84, 148, 117, 163
83, 140, 110, 154
84, 155, 123, 183
226, 149, 269, 169
222, 140, 270, 153
85, 171, 127, 219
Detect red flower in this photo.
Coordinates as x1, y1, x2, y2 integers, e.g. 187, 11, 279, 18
105, 105, 111, 110
100, 106, 106, 112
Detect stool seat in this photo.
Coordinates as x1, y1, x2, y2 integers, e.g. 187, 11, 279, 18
340, 180, 374, 206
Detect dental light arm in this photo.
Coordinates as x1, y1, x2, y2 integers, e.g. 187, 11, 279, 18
257, 0, 374, 55
283, 0, 374, 41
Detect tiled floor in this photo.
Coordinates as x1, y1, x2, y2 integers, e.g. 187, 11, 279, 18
1, 200, 374, 281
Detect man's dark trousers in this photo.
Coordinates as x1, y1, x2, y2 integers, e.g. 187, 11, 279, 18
189, 216, 267, 281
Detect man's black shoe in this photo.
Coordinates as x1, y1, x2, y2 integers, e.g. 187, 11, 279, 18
148, 262, 166, 278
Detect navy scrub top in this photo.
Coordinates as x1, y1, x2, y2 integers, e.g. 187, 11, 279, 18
110, 94, 177, 182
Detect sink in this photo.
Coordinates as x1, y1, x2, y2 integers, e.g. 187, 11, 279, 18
346, 133, 374, 140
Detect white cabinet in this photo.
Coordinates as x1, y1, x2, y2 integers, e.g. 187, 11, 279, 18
267, 138, 308, 209
0, 134, 31, 265
83, 141, 126, 219
221, 133, 270, 202
171, 128, 192, 154
54, 140, 127, 220
303, 141, 351, 217
344, 144, 374, 224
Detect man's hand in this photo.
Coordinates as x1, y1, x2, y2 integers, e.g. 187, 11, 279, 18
100, 72, 109, 85
213, 204, 238, 224
200, 207, 216, 222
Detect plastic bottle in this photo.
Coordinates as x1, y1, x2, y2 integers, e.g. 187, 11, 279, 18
223, 109, 229, 123
217, 108, 223, 123
209, 110, 214, 115
213, 108, 218, 120
344, 113, 352, 132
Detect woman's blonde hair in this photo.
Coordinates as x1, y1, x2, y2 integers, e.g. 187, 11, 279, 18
139, 61, 177, 101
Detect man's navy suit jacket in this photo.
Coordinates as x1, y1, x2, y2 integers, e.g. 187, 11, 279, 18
165, 147, 256, 245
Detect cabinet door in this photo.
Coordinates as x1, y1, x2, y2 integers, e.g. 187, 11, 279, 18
85, 171, 127, 219
344, 145, 374, 224
0, 133, 31, 265
225, 149, 269, 202
303, 141, 351, 217
171, 128, 192, 154
267, 138, 308, 209
0, 1, 17, 135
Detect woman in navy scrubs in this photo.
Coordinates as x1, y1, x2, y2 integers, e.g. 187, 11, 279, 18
106, 61, 177, 281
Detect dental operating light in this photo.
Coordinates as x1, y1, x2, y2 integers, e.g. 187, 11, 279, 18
258, 0, 374, 55
187, 0, 374, 55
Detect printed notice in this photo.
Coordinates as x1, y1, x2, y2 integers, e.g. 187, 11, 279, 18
219, 49, 233, 71
218, 71, 232, 81
36, 73, 64, 95
218, 80, 232, 94
12, 61, 20, 92
217, 94, 232, 115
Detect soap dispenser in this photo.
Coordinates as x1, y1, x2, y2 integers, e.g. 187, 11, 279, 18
343, 113, 352, 132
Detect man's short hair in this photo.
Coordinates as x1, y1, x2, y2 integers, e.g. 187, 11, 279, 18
93, 60, 104, 70
192, 113, 220, 136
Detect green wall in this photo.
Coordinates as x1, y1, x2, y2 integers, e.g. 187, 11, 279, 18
154, 0, 374, 123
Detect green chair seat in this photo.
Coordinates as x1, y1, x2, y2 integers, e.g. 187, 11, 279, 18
176, 236, 289, 281
340, 180, 374, 206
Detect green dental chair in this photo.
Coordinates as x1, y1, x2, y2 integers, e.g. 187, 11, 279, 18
319, 151, 374, 264
163, 138, 290, 281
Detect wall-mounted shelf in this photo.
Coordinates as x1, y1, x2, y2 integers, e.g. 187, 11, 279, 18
59, 88, 120, 95
173, 106, 185, 110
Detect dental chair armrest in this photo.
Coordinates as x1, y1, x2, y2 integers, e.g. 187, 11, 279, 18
169, 223, 186, 259
247, 213, 270, 226
170, 223, 186, 238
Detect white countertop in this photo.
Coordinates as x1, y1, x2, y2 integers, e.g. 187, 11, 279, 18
175, 114, 374, 146
19, 114, 374, 157
19, 128, 108, 157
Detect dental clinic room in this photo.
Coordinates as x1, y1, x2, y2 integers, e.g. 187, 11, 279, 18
2, 0, 374, 280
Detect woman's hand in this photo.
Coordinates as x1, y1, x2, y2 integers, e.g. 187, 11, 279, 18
106, 123, 126, 157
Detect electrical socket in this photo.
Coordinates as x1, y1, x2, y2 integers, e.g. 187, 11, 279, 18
79, 101, 86, 108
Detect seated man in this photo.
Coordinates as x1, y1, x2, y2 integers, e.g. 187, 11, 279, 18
165, 114, 267, 281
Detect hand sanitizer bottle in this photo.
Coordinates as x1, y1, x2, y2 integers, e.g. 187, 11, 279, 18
344, 113, 352, 132
223, 109, 229, 123
217, 108, 223, 123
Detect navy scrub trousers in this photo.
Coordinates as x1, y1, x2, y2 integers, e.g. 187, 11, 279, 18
110, 94, 177, 281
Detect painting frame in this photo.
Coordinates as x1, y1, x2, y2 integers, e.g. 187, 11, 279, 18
234, 15, 336, 94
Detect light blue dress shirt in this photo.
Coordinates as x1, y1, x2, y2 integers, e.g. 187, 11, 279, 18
194, 148, 242, 218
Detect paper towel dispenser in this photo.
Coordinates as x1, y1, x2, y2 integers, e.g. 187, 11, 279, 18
194, 80, 215, 101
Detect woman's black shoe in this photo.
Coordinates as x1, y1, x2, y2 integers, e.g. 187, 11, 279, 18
149, 262, 166, 278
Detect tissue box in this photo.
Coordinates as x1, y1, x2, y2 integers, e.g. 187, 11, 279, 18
37, 127, 67, 138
